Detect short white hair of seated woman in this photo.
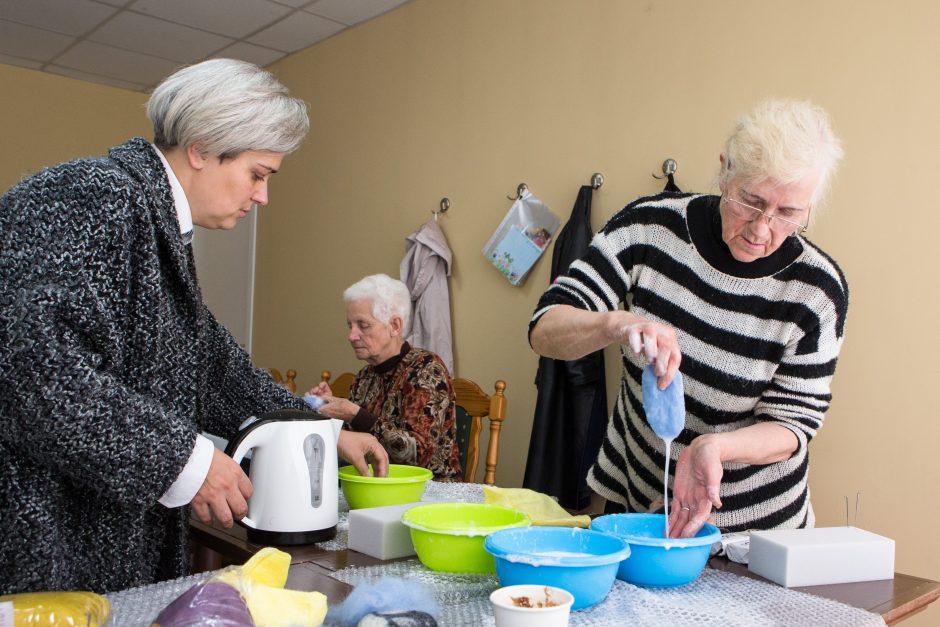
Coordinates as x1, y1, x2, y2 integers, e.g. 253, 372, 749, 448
719, 99, 844, 209
146, 58, 309, 158
344, 274, 413, 334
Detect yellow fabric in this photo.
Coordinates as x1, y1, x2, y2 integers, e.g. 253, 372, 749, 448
0, 591, 110, 626
484, 486, 591, 528
214, 547, 327, 627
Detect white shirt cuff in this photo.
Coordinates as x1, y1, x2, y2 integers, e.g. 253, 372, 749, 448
159, 434, 214, 508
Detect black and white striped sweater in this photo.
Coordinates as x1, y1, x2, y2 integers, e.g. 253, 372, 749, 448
530, 192, 848, 531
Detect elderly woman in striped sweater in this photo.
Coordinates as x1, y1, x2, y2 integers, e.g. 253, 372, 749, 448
529, 99, 846, 538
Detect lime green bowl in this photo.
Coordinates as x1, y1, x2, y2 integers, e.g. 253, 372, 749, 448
338, 464, 433, 509
401, 503, 531, 573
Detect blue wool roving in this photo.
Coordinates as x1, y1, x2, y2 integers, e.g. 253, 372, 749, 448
325, 577, 440, 627
642, 364, 685, 440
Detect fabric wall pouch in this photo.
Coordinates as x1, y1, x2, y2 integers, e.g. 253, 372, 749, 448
482, 189, 560, 286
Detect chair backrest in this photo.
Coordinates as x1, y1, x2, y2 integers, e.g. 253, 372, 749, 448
320, 370, 355, 399
453, 378, 507, 485
320, 370, 507, 485
268, 368, 297, 393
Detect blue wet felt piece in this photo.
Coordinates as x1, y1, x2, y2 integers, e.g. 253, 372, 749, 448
642, 364, 685, 440
302, 393, 326, 411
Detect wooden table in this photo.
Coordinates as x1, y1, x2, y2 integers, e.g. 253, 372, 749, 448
189, 519, 940, 625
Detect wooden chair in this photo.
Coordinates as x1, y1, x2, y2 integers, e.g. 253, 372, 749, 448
321, 370, 507, 485
453, 378, 507, 485
320, 370, 355, 399
268, 368, 297, 393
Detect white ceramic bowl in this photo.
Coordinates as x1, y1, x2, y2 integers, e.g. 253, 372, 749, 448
489, 584, 574, 627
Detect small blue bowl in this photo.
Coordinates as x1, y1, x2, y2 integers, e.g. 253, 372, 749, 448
483, 526, 631, 610
591, 513, 720, 587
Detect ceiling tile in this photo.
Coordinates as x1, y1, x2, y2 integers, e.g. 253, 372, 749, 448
90, 11, 233, 63
132, 0, 293, 39
269, 0, 315, 8
0, 20, 74, 62
0, 0, 117, 37
45, 63, 149, 91
55, 40, 180, 86
212, 41, 287, 68
305, 0, 409, 26
0, 53, 43, 70
247, 10, 344, 53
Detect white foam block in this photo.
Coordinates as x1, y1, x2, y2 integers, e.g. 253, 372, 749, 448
347, 502, 421, 560
748, 527, 894, 587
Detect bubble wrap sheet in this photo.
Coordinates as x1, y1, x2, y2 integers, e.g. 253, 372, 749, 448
104, 481, 885, 626
332, 561, 886, 627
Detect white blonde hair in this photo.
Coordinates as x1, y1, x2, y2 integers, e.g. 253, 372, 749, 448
344, 274, 412, 333
719, 99, 844, 206
147, 58, 309, 159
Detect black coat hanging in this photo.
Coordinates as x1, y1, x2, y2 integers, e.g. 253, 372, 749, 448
523, 185, 608, 511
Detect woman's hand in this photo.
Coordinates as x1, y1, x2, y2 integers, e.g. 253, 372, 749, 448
668, 434, 723, 538
337, 430, 388, 477
608, 311, 681, 389
306, 383, 358, 422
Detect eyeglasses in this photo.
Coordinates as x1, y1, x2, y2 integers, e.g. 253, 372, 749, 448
723, 195, 810, 235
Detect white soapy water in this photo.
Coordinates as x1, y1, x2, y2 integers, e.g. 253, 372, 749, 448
501, 551, 597, 566
663, 438, 672, 538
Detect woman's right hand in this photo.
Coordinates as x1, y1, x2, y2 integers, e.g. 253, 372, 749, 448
607, 311, 682, 389
306, 383, 357, 422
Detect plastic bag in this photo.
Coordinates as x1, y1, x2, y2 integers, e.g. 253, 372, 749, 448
482, 189, 560, 286
152, 547, 327, 627
0, 591, 110, 626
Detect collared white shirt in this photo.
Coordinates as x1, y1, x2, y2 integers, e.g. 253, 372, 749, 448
152, 144, 213, 507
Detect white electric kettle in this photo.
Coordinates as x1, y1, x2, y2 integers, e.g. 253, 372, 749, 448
225, 408, 342, 545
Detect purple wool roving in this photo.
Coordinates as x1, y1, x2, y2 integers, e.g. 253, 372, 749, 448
642, 364, 685, 440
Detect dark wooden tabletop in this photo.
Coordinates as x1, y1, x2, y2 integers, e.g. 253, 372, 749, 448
189, 519, 940, 624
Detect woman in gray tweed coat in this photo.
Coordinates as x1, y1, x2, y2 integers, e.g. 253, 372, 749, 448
0, 59, 388, 595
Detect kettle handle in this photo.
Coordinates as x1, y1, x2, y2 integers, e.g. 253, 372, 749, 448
225, 422, 265, 530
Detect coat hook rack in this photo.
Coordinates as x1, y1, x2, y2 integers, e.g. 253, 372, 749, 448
590, 172, 604, 189
652, 158, 678, 180
432, 197, 450, 220
507, 182, 528, 200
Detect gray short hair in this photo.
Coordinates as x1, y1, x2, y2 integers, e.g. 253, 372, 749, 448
719, 99, 844, 206
343, 274, 413, 333
147, 58, 309, 158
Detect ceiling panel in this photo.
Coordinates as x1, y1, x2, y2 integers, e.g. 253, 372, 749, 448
0, 20, 74, 62
0, 0, 116, 37
247, 10, 344, 53
55, 40, 180, 86
90, 11, 234, 63
132, 0, 293, 39
0, 0, 413, 92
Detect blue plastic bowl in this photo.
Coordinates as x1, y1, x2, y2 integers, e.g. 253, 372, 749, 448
590, 513, 720, 587
483, 526, 631, 610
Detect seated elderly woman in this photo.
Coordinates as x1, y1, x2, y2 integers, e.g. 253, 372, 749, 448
529, 99, 847, 538
310, 274, 462, 480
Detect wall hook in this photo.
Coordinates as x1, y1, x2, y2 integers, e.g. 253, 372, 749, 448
652, 158, 678, 180
432, 197, 450, 221
507, 182, 528, 200
590, 172, 604, 189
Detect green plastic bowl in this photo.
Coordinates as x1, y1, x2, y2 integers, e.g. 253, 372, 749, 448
338, 464, 433, 509
401, 503, 531, 573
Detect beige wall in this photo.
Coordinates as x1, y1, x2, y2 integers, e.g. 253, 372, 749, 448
252, 0, 940, 618
0, 64, 149, 192
2, 0, 938, 621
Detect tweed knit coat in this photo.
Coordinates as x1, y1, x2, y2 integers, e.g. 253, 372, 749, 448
0, 138, 305, 594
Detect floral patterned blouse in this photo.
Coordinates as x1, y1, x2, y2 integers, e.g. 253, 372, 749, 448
348, 343, 461, 480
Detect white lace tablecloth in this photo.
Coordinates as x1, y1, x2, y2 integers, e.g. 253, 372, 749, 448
106, 481, 885, 626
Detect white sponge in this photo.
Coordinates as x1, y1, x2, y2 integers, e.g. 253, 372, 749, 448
748, 526, 894, 587
348, 503, 422, 560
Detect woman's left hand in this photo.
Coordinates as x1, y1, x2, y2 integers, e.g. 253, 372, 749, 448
668, 434, 723, 538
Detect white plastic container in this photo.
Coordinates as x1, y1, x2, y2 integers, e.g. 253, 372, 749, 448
489, 585, 574, 627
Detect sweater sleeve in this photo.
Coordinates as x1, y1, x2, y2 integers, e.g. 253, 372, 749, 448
0, 169, 196, 507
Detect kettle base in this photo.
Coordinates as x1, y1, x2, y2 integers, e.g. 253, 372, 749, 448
244, 525, 337, 546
